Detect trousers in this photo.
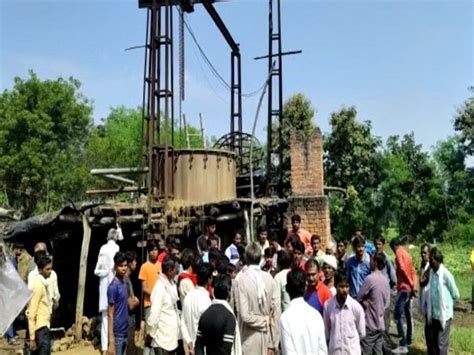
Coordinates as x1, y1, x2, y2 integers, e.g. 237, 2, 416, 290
425, 318, 451, 355
394, 290, 413, 346
143, 307, 153, 355
32, 327, 51, 355
361, 329, 384, 355
101, 310, 108, 352
115, 336, 128, 355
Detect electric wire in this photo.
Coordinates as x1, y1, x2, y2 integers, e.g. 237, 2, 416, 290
178, 9, 268, 99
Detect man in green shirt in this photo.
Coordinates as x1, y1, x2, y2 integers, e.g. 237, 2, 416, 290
424, 247, 459, 355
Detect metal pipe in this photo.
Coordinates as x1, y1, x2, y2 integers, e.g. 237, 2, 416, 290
230, 53, 235, 141
163, 0, 171, 238
86, 186, 145, 195
170, 4, 175, 147
199, 113, 206, 148
266, 0, 273, 196
102, 175, 137, 185
201, 0, 240, 53
237, 53, 243, 152
253, 50, 302, 61
91, 167, 149, 175
277, 0, 284, 197
147, 0, 158, 227
250, 61, 275, 242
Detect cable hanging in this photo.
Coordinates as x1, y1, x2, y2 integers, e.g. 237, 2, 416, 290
179, 9, 268, 99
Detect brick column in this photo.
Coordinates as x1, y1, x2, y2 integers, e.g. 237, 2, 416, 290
287, 128, 331, 247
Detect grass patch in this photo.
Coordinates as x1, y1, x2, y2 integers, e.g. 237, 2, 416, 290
410, 319, 474, 354
384, 242, 474, 354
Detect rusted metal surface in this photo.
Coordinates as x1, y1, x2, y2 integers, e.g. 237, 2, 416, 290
154, 149, 236, 204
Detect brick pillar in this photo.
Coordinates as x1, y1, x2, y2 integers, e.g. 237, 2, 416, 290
287, 128, 331, 247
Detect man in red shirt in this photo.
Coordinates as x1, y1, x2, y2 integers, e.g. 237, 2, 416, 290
158, 236, 181, 264
390, 238, 417, 354
287, 215, 313, 256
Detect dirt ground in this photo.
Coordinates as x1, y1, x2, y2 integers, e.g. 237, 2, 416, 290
2, 303, 473, 355
54, 343, 99, 354
452, 299, 474, 328
0, 339, 100, 355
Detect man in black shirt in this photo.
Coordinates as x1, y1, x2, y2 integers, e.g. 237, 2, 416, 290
195, 274, 241, 355
196, 217, 221, 255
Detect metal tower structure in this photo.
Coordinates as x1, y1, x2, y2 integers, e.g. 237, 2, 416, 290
138, 0, 244, 227
255, 0, 301, 196
139, 0, 175, 227
267, 0, 283, 196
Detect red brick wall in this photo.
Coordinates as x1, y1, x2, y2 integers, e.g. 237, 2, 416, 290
288, 128, 331, 247
290, 128, 324, 196
287, 196, 331, 248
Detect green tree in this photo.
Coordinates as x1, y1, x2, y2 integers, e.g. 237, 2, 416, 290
380, 133, 445, 240
0, 71, 93, 215
324, 107, 382, 192
453, 87, 474, 156
85, 106, 143, 170
86, 106, 205, 169
323, 107, 383, 238
85, 106, 205, 189
433, 135, 474, 244
433, 136, 472, 211
272, 93, 315, 195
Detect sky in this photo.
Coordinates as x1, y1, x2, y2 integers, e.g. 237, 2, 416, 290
0, 0, 473, 152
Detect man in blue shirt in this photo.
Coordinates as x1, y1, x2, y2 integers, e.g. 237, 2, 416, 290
304, 259, 332, 315
347, 236, 371, 298
107, 252, 129, 355
352, 230, 376, 256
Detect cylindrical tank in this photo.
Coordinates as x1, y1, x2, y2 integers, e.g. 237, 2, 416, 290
167, 149, 236, 203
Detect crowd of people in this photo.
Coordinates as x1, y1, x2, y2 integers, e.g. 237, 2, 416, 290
5, 214, 464, 355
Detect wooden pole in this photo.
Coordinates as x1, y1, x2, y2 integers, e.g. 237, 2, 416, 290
75, 211, 92, 340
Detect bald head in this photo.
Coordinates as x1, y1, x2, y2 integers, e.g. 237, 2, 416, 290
34, 242, 48, 253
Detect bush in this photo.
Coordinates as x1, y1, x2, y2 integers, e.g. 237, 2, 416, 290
443, 214, 474, 246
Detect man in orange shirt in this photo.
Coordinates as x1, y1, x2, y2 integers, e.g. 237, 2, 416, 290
138, 240, 161, 355
287, 214, 313, 256
390, 238, 417, 354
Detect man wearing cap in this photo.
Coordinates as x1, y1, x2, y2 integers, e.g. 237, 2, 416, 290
322, 255, 338, 296
94, 228, 121, 354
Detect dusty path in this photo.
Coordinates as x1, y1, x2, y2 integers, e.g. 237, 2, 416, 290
54, 343, 99, 354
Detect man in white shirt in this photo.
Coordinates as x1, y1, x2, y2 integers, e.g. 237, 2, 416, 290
94, 228, 120, 354
181, 263, 213, 355
280, 268, 327, 355
148, 255, 180, 354
274, 250, 292, 312
27, 254, 60, 310
27, 244, 60, 310
225, 230, 242, 267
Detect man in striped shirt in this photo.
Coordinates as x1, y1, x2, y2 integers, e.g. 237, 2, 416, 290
195, 274, 240, 355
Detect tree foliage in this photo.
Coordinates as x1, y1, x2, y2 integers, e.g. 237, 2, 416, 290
433, 136, 474, 244
0, 73, 205, 215
0, 71, 93, 215
454, 87, 474, 156
86, 106, 205, 189
323, 107, 383, 238
1, 71, 471, 244
380, 133, 444, 239
85, 106, 143, 170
